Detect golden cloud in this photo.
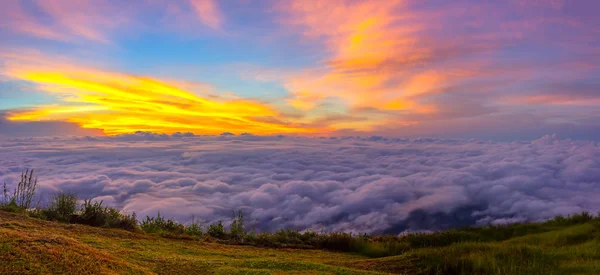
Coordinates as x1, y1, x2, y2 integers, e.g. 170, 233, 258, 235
4, 62, 320, 135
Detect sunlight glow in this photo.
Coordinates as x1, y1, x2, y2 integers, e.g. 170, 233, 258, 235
6, 68, 319, 135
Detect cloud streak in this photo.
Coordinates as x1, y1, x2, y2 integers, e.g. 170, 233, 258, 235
0, 0, 228, 43
0, 0, 128, 44
2, 56, 319, 135
1, 134, 598, 233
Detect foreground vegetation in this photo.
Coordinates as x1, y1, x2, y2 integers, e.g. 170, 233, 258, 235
2, 170, 600, 274
4, 209, 600, 274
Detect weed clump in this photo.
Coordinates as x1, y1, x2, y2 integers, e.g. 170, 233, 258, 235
184, 217, 204, 236
64, 199, 138, 231
45, 193, 78, 222
1, 169, 38, 211
208, 221, 226, 238
141, 212, 184, 234
229, 211, 245, 241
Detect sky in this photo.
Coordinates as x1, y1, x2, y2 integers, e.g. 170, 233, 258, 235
1, 1, 600, 233
0, 0, 598, 140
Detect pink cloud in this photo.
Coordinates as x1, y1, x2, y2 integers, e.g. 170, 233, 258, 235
272, 0, 499, 132
0, 0, 68, 41
0, 0, 227, 43
0, 0, 128, 44
269, 0, 600, 134
189, 0, 224, 30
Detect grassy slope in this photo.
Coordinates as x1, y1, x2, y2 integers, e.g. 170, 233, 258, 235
2, 211, 600, 275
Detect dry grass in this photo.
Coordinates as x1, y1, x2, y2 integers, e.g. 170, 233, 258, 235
0, 211, 380, 274
3, 210, 600, 274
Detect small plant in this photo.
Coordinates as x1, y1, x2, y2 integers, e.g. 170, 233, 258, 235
2, 181, 8, 205
140, 212, 184, 234
245, 226, 257, 243
105, 208, 138, 231
46, 193, 78, 222
208, 221, 226, 238
77, 199, 107, 227
230, 211, 245, 241
74, 199, 139, 231
317, 232, 355, 251
184, 216, 204, 236
272, 229, 304, 245
1, 169, 38, 210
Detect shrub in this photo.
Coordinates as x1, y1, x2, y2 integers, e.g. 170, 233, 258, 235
140, 212, 184, 234
77, 199, 108, 227
403, 231, 483, 248
184, 217, 204, 236
230, 211, 245, 241
0, 200, 24, 213
299, 230, 319, 244
45, 193, 78, 222
253, 232, 276, 247
547, 212, 594, 226
74, 199, 139, 231
105, 208, 138, 231
208, 221, 226, 238
317, 232, 355, 251
26, 207, 47, 219
245, 227, 257, 243
272, 229, 304, 245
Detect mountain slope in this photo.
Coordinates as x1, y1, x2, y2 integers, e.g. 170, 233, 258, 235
2, 210, 600, 274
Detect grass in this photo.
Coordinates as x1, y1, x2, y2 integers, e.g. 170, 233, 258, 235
0, 211, 377, 274
2, 210, 600, 274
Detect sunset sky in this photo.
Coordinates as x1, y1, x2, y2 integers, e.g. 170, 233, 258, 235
1, 0, 599, 139
1, 0, 600, 234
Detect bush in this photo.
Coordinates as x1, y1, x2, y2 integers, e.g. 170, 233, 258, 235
74, 199, 138, 231
253, 232, 276, 247
0, 200, 25, 213
403, 231, 483, 248
317, 232, 355, 251
184, 217, 204, 236
547, 212, 594, 226
76, 199, 108, 227
230, 211, 245, 241
208, 221, 226, 238
105, 208, 138, 231
140, 212, 184, 234
45, 193, 78, 222
272, 229, 304, 245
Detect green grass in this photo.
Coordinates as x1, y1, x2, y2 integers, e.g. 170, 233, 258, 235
2, 210, 600, 274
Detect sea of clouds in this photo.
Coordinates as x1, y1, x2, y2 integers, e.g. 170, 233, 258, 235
1, 132, 599, 234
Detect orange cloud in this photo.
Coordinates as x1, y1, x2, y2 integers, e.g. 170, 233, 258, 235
2, 58, 320, 136
277, 0, 459, 124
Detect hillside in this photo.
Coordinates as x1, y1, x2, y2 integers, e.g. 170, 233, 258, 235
2, 210, 600, 274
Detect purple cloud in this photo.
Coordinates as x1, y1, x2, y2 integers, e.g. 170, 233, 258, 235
1, 133, 599, 233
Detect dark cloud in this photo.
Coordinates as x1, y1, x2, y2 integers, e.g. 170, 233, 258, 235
0, 113, 102, 137
1, 134, 599, 234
